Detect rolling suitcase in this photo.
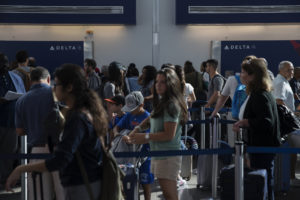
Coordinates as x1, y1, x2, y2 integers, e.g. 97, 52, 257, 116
180, 136, 198, 180
196, 140, 232, 189
120, 164, 139, 200
219, 165, 268, 200
274, 141, 290, 193
196, 115, 232, 189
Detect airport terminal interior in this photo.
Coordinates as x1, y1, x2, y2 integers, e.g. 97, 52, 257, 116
1, 1, 300, 200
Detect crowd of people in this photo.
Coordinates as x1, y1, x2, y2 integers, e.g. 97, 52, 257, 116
0, 49, 300, 200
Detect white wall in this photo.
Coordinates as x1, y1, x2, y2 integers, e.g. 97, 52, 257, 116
0, 0, 300, 72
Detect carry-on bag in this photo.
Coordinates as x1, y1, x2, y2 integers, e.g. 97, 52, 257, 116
111, 129, 141, 164
180, 135, 198, 181
120, 164, 139, 200
196, 115, 233, 189
219, 165, 268, 200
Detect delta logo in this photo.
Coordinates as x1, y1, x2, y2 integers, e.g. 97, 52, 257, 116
224, 44, 256, 50
49, 45, 82, 51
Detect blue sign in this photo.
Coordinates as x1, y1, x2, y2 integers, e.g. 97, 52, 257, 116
220, 40, 300, 75
0, 0, 136, 24
0, 41, 84, 75
176, 0, 300, 24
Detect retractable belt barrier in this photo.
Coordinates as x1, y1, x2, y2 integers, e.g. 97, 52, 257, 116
3, 103, 300, 200
2, 147, 300, 160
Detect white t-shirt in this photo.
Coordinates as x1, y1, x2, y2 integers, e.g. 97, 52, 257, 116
239, 95, 250, 120
273, 74, 295, 111
184, 83, 194, 106
202, 72, 210, 83
221, 75, 238, 100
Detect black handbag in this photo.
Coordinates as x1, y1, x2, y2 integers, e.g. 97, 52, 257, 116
277, 104, 300, 137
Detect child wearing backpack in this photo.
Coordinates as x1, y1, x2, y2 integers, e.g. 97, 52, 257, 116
113, 91, 154, 200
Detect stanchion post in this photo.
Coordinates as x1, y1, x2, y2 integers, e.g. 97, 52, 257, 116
211, 117, 219, 199
200, 106, 205, 149
235, 128, 244, 200
21, 136, 28, 200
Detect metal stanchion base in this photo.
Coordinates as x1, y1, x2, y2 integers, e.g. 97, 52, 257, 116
196, 184, 211, 191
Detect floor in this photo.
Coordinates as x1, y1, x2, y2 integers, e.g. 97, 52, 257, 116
1, 156, 300, 200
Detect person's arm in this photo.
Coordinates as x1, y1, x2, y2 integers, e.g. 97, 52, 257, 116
233, 92, 273, 134
144, 94, 153, 102
273, 82, 286, 106
188, 91, 196, 103
129, 121, 177, 144
211, 95, 229, 117
233, 119, 249, 132
205, 76, 224, 108
6, 161, 47, 191
205, 91, 221, 108
123, 116, 150, 143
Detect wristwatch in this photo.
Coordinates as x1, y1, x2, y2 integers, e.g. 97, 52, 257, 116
145, 133, 150, 141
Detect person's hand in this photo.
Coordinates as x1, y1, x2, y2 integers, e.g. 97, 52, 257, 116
122, 135, 132, 144
233, 119, 249, 133
210, 112, 220, 120
232, 121, 241, 133
5, 166, 22, 192
129, 133, 147, 144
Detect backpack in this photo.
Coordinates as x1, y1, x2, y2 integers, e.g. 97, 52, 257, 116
231, 75, 247, 119
100, 138, 125, 200
77, 137, 125, 200
212, 74, 231, 107
277, 104, 300, 138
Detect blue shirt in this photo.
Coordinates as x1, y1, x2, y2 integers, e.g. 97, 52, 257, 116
0, 71, 25, 127
45, 111, 102, 186
126, 77, 142, 92
109, 114, 125, 130
15, 83, 54, 147
116, 111, 150, 132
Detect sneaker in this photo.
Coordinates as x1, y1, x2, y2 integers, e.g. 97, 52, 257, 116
177, 179, 187, 189
290, 178, 300, 187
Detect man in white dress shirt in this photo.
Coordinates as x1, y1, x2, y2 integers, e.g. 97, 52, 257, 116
272, 60, 299, 186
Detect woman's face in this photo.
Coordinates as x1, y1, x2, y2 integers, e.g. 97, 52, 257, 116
240, 68, 253, 86
155, 74, 167, 95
